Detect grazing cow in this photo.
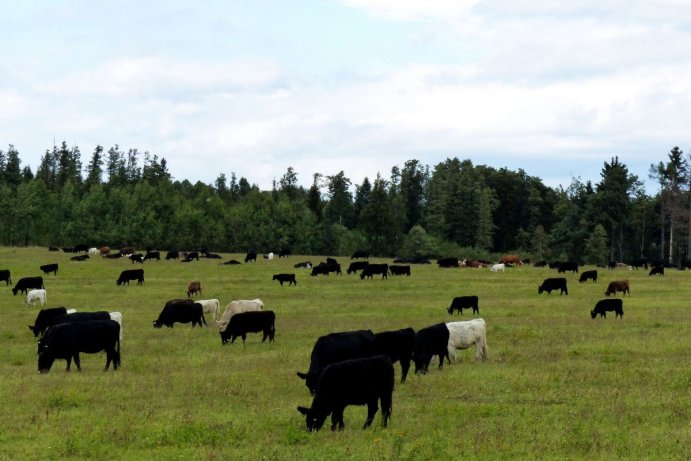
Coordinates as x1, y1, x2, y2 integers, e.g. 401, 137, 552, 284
389, 265, 411, 276
219, 310, 276, 345
346, 261, 369, 275
37, 320, 121, 373
197, 299, 220, 321
12, 276, 44, 295
499, 255, 522, 266
0, 269, 12, 286
143, 251, 160, 261
374, 328, 415, 383
273, 273, 297, 286
297, 329, 377, 395
351, 250, 369, 260
311, 262, 341, 276
294, 261, 312, 269
579, 270, 598, 283
447, 296, 479, 315
153, 299, 207, 328
437, 257, 459, 268
557, 261, 579, 273
129, 253, 144, 264
26, 289, 47, 307
413, 323, 450, 375
538, 277, 568, 295
649, 266, 664, 276
297, 355, 394, 432
28, 307, 69, 336
99, 246, 111, 256
217, 299, 264, 331
490, 263, 505, 273
116, 269, 144, 286
446, 319, 488, 361
244, 251, 257, 263
605, 280, 630, 296
263, 252, 274, 260
591, 299, 624, 319
106, 253, 122, 259
360, 264, 389, 280
165, 251, 179, 260
70, 254, 89, 261
40, 263, 58, 276
222, 259, 241, 265
186, 281, 202, 298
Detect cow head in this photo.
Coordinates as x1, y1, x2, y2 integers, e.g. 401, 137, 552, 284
413, 354, 430, 375
538, 285, 544, 295
297, 405, 328, 432
152, 321, 163, 328
590, 310, 597, 319
28, 325, 40, 337
296, 371, 319, 395
37, 343, 54, 373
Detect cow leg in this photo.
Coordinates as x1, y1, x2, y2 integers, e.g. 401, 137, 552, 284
363, 400, 378, 428
105, 349, 113, 371
73, 353, 81, 371
65, 357, 72, 372
400, 359, 410, 383
331, 407, 345, 431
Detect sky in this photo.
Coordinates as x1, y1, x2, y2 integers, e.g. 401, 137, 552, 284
2, 1, 690, 192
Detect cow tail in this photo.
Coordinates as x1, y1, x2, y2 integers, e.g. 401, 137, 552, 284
115, 336, 121, 369
480, 333, 488, 361
201, 312, 207, 326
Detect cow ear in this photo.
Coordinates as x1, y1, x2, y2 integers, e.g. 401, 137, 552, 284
296, 372, 307, 380
297, 406, 310, 415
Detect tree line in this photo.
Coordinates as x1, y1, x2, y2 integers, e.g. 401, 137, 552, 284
0, 142, 688, 264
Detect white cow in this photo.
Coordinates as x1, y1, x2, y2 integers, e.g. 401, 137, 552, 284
109, 311, 123, 340
216, 299, 264, 331
26, 289, 47, 307
446, 318, 488, 361
88, 247, 99, 256
490, 263, 505, 272
197, 299, 220, 321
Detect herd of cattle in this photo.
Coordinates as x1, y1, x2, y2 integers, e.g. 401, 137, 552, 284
2, 247, 666, 431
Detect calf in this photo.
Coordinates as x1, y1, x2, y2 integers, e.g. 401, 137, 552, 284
217, 299, 264, 331
40, 263, 58, 276
12, 276, 44, 295
605, 280, 630, 296
591, 299, 624, 319
538, 277, 568, 295
447, 295, 479, 315
413, 323, 450, 374
219, 310, 276, 345
446, 319, 488, 361
388, 265, 411, 276
0, 269, 11, 286
297, 355, 394, 431
374, 328, 415, 383
649, 266, 664, 276
197, 299, 220, 321
273, 273, 297, 286
153, 299, 207, 328
26, 289, 47, 307
579, 270, 598, 283
37, 319, 120, 372
116, 269, 144, 286
186, 281, 202, 297
346, 261, 369, 275
490, 263, 505, 273
360, 264, 388, 280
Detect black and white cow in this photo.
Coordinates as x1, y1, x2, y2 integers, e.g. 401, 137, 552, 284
297, 355, 394, 432
116, 269, 144, 286
37, 319, 121, 373
153, 299, 206, 328
40, 263, 59, 276
272, 273, 297, 286
360, 264, 388, 280
413, 323, 450, 375
0, 269, 11, 286
447, 295, 479, 315
538, 277, 568, 295
591, 299, 624, 319
579, 270, 597, 283
374, 328, 415, 383
294, 261, 312, 269
297, 329, 377, 395
12, 276, 44, 295
219, 310, 276, 345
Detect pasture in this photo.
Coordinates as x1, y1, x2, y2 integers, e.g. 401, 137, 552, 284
0, 247, 689, 460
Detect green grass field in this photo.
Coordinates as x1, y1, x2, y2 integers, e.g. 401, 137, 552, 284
0, 247, 689, 460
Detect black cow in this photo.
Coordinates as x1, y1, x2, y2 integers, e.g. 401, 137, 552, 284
204, 252, 222, 259
219, 310, 276, 345
311, 262, 341, 276
279, 249, 291, 258
12, 276, 44, 295
294, 261, 312, 269
360, 264, 388, 280
447, 296, 479, 315
116, 269, 144, 286
649, 266, 664, 276
28, 307, 68, 337
165, 251, 179, 260
40, 263, 58, 276
605, 280, 630, 296
73, 244, 89, 253
346, 261, 369, 275
413, 323, 450, 375
144, 251, 160, 261
182, 251, 199, 262
389, 265, 410, 276
0, 269, 11, 286
591, 299, 624, 319
33, 311, 112, 337
557, 261, 579, 273
437, 257, 459, 268
538, 277, 568, 295
608, 260, 617, 269
351, 250, 369, 260
38, 320, 120, 373
48, 246, 60, 251
273, 273, 297, 286
533, 260, 547, 267
374, 328, 415, 383
579, 270, 597, 283
297, 329, 377, 395
70, 255, 89, 261
393, 257, 431, 264
106, 253, 122, 259
630, 258, 648, 270
153, 299, 206, 328
129, 253, 144, 264
297, 355, 394, 432
222, 259, 242, 265
62, 247, 74, 252
245, 251, 257, 263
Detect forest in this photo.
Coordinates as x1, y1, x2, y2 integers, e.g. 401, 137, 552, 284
0, 142, 689, 264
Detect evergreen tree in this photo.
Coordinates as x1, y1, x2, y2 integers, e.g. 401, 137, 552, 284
3, 144, 23, 190
583, 224, 609, 265
85, 145, 104, 190
324, 171, 353, 228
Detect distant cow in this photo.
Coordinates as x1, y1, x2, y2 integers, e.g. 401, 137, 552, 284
70, 255, 89, 262
40, 263, 58, 276
217, 299, 264, 331
273, 273, 297, 286
389, 265, 410, 276
153, 299, 206, 328
88, 247, 99, 256
630, 258, 648, 270
490, 263, 505, 273
26, 289, 47, 307
244, 251, 257, 263
297, 355, 394, 432
116, 269, 144, 286
446, 319, 488, 361
605, 280, 630, 296
144, 251, 160, 261
197, 299, 220, 321
219, 310, 276, 345
12, 276, 44, 295
374, 328, 415, 383
360, 264, 388, 280
447, 296, 479, 315
165, 251, 179, 260
105, 253, 122, 259
294, 261, 312, 269
538, 277, 568, 295
73, 244, 89, 253
351, 250, 369, 259
186, 281, 202, 297
346, 261, 369, 275
499, 255, 522, 266
129, 253, 144, 264
591, 298, 624, 319
99, 246, 111, 256
37, 319, 120, 372
278, 249, 291, 258
557, 261, 579, 273
311, 262, 341, 276
297, 329, 377, 395
649, 266, 664, 276
182, 251, 199, 262
205, 252, 222, 259
579, 270, 598, 283
413, 323, 450, 375
437, 257, 459, 268
1, 269, 12, 286
222, 259, 241, 265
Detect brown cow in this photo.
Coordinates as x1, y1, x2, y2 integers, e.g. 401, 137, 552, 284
187, 281, 202, 298
605, 280, 630, 296
99, 246, 111, 256
462, 259, 485, 268
499, 254, 522, 266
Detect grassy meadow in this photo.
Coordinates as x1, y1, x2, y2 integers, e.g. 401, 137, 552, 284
0, 246, 689, 460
